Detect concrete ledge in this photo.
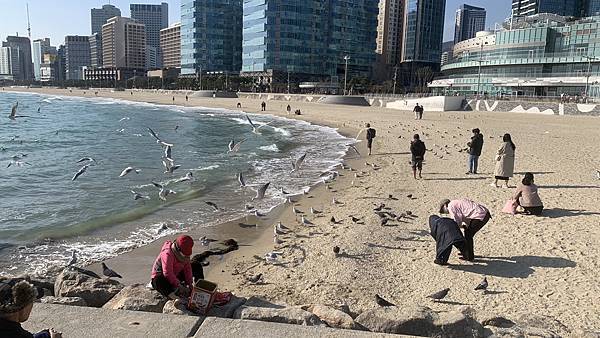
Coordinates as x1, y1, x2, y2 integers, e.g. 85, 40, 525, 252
191, 90, 238, 98
318, 96, 370, 106
194, 317, 413, 337
24, 303, 204, 338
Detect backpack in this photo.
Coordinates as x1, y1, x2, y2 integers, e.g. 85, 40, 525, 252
367, 128, 376, 139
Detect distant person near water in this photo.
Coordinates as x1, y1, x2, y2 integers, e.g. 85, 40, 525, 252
286, 104, 291, 114
151, 235, 195, 299
413, 103, 420, 120
237, 102, 242, 108
429, 215, 467, 265
439, 198, 491, 261
0, 277, 63, 338
410, 134, 426, 179
491, 133, 516, 188
466, 128, 484, 174
261, 101, 266, 111
418, 105, 424, 119
365, 123, 377, 156
513, 172, 543, 215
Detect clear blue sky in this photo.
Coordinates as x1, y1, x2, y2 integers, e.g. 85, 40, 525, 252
0, 0, 509, 46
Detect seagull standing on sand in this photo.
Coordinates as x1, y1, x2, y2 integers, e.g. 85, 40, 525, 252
72, 165, 90, 181
253, 182, 270, 200
291, 153, 307, 173
247, 273, 263, 284
152, 182, 176, 201
102, 262, 123, 278
246, 115, 273, 134
119, 166, 141, 177
301, 215, 314, 226
147, 127, 174, 147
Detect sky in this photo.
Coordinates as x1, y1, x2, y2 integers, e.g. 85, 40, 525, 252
0, 0, 510, 46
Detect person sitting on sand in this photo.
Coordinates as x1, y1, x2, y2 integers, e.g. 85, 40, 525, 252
439, 198, 491, 261
491, 133, 516, 188
0, 277, 63, 338
513, 172, 543, 215
429, 215, 467, 266
410, 134, 426, 179
151, 235, 195, 299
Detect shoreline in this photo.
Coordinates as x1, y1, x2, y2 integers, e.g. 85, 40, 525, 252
4, 86, 600, 335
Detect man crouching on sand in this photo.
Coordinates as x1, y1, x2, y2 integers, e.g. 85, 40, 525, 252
151, 235, 195, 299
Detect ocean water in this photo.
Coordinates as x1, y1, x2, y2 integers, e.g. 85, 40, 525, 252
0, 91, 351, 276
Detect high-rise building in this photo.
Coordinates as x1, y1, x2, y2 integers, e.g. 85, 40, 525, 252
0, 47, 19, 79
91, 4, 122, 35
376, 0, 404, 66
64, 36, 91, 80
181, 0, 242, 75
33, 38, 56, 81
511, 0, 582, 18
130, 3, 168, 69
56, 45, 66, 82
401, 0, 446, 64
454, 5, 486, 44
89, 33, 103, 67
102, 16, 146, 70
40, 52, 59, 82
589, 0, 600, 15
241, 0, 377, 81
160, 23, 180, 69
2, 36, 34, 80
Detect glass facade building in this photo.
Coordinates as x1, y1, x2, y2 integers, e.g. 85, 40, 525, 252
241, 0, 377, 78
181, 0, 243, 75
512, 0, 583, 18
588, 0, 600, 16
454, 5, 486, 44
402, 0, 446, 64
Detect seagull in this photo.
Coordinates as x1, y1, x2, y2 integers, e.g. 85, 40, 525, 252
67, 250, 77, 266
474, 277, 488, 291
350, 216, 362, 223
238, 172, 246, 187
247, 273, 263, 284
254, 210, 266, 217
205, 201, 221, 211
280, 187, 290, 195
290, 153, 307, 173
375, 294, 395, 307
72, 165, 89, 181
147, 127, 173, 147
373, 203, 385, 211
7, 160, 30, 168
273, 235, 284, 245
253, 182, 270, 200
8, 102, 18, 119
162, 159, 180, 174
130, 190, 150, 201
274, 222, 288, 235
163, 145, 173, 163
76, 157, 95, 164
330, 216, 342, 224
102, 262, 122, 278
264, 251, 282, 263
332, 197, 343, 205
596, 170, 600, 180
199, 236, 217, 246
310, 207, 321, 214
292, 206, 302, 215
246, 115, 273, 134
119, 117, 130, 122
427, 288, 450, 300
176, 172, 194, 183
152, 181, 176, 201
119, 166, 141, 177
228, 138, 246, 153
301, 215, 314, 226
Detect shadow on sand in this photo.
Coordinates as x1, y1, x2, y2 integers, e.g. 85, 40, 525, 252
543, 208, 600, 218
449, 255, 576, 278
423, 177, 487, 182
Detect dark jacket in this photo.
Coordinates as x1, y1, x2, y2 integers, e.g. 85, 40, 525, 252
429, 215, 466, 260
0, 318, 35, 338
366, 128, 376, 140
410, 140, 426, 161
468, 133, 484, 156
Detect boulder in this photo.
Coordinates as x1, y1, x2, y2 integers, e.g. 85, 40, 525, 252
303, 304, 360, 330
485, 325, 560, 338
515, 314, 569, 336
17, 275, 55, 296
233, 305, 324, 326
54, 267, 124, 307
433, 310, 484, 338
162, 299, 198, 316
354, 306, 438, 336
480, 315, 516, 328
572, 329, 600, 338
243, 296, 286, 309
40, 296, 87, 307
102, 284, 167, 313
207, 295, 246, 318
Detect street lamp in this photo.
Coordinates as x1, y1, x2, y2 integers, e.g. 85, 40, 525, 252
476, 41, 488, 98
393, 64, 399, 95
343, 55, 350, 96
287, 67, 291, 94
583, 55, 597, 97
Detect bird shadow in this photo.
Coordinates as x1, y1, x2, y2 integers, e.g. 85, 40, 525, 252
542, 208, 600, 218
423, 177, 487, 181
515, 171, 554, 175
448, 255, 576, 278
483, 290, 508, 295
393, 236, 427, 242
365, 242, 409, 250
238, 223, 258, 228
434, 300, 469, 306
409, 230, 430, 237
337, 252, 375, 260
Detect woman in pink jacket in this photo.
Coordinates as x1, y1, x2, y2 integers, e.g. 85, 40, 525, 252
151, 235, 194, 299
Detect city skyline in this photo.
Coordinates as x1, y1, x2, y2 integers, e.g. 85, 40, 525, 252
0, 0, 509, 46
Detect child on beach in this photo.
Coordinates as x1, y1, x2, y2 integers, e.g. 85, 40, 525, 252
410, 134, 426, 179
151, 235, 195, 299
439, 198, 491, 261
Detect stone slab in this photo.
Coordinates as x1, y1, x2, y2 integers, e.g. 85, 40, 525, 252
194, 317, 415, 338
24, 303, 203, 338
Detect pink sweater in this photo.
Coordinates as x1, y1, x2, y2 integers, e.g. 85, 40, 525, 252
151, 241, 193, 288
448, 199, 489, 227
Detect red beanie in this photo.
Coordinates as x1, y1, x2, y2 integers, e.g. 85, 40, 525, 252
176, 235, 194, 256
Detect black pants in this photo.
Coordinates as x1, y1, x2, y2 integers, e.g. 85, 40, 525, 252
464, 212, 491, 261
152, 264, 204, 297
438, 241, 467, 264
523, 206, 543, 216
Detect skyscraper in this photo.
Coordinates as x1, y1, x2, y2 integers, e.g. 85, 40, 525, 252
181, 0, 242, 74
33, 38, 55, 81
376, 0, 404, 66
454, 5, 486, 44
89, 33, 103, 68
130, 3, 168, 69
64, 36, 91, 80
0, 47, 19, 79
101, 16, 146, 70
402, 0, 446, 64
511, 0, 582, 17
589, 0, 600, 15
160, 23, 181, 69
91, 4, 122, 35
2, 36, 34, 80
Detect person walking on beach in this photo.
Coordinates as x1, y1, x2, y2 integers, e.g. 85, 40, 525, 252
491, 133, 516, 188
261, 101, 266, 111
410, 134, 426, 179
413, 103, 421, 120
439, 198, 491, 261
185, 95, 189, 102
418, 104, 424, 119
151, 235, 195, 299
365, 123, 376, 155
429, 215, 467, 265
512, 172, 544, 215
466, 128, 484, 174
172, 96, 175, 102
286, 104, 291, 114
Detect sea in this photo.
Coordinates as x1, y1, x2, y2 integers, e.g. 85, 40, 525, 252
0, 91, 351, 276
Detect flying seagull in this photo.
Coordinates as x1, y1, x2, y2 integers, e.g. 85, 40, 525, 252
8, 102, 18, 119
119, 166, 141, 177
253, 182, 270, 200
228, 138, 246, 153
291, 153, 307, 173
162, 159, 180, 174
375, 294, 395, 307
147, 127, 173, 147
238, 172, 246, 187
164, 145, 173, 163
152, 181, 176, 201
427, 288, 450, 300
176, 172, 194, 183
131, 190, 150, 201
102, 262, 122, 278
76, 157, 95, 164
72, 165, 89, 181
246, 115, 273, 134
474, 277, 488, 291
7, 160, 30, 168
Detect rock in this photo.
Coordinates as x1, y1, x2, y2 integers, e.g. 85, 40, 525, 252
485, 325, 560, 338
233, 305, 324, 326
54, 266, 124, 307
515, 314, 570, 336
162, 299, 198, 316
208, 295, 246, 318
18, 275, 55, 296
40, 296, 87, 307
102, 284, 167, 313
572, 329, 600, 338
303, 304, 360, 330
243, 296, 286, 309
354, 306, 438, 336
480, 315, 516, 328
433, 310, 484, 338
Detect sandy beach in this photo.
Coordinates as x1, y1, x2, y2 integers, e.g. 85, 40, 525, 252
6, 87, 600, 335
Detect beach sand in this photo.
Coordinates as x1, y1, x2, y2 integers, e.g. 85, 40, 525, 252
6, 87, 600, 334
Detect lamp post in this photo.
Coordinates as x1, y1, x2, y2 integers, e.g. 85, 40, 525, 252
343, 55, 350, 96
476, 41, 488, 98
287, 68, 290, 94
583, 55, 597, 96
393, 64, 398, 95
